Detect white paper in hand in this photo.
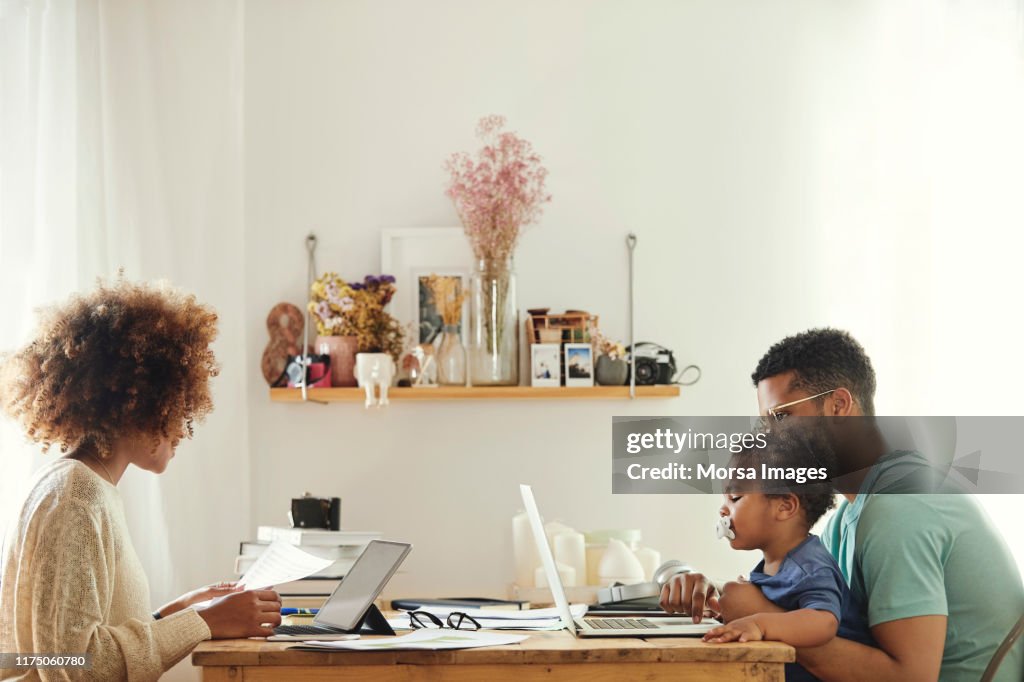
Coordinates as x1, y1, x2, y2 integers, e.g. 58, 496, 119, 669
238, 540, 335, 589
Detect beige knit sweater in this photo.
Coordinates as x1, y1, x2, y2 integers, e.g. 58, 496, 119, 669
0, 459, 211, 680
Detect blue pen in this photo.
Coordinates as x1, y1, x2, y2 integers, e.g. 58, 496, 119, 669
280, 608, 319, 615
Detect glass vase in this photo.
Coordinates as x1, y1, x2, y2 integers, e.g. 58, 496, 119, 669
436, 324, 467, 386
469, 258, 519, 386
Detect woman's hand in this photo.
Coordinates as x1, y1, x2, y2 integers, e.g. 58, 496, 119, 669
194, 589, 283, 639
702, 615, 765, 643
156, 581, 243, 618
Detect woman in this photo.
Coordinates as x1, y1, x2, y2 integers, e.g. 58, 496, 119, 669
0, 280, 281, 680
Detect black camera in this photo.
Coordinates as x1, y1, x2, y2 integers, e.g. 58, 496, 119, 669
627, 343, 678, 385
290, 493, 341, 530
271, 354, 331, 388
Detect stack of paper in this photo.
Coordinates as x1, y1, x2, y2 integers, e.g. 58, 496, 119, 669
234, 527, 382, 584
295, 630, 529, 651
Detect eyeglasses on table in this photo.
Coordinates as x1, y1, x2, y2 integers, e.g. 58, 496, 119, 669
407, 610, 482, 631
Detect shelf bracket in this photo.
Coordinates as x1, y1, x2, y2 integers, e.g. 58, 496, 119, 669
627, 233, 637, 400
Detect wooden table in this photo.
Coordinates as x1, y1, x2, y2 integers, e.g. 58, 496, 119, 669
192, 630, 794, 681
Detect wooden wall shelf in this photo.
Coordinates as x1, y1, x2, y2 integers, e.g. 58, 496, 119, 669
269, 385, 679, 402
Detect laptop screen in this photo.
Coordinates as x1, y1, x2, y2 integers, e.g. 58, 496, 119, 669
315, 540, 411, 630
519, 484, 578, 634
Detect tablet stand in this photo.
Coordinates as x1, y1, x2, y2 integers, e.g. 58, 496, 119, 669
354, 603, 395, 636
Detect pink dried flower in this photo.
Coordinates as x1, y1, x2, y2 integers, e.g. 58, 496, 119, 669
444, 116, 551, 266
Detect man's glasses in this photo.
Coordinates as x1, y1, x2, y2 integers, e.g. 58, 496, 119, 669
757, 389, 837, 430
407, 611, 481, 631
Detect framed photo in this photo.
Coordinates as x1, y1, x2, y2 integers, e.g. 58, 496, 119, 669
564, 343, 594, 387
413, 269, 468, 345
380, 228, 473, 347
531, 343, 561, 387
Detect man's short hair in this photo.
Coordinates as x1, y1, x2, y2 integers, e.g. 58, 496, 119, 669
751, 328, 877, 416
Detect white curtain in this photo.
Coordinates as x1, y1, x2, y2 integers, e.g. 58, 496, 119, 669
1, 2, 246, 679
0, 0, 79, 530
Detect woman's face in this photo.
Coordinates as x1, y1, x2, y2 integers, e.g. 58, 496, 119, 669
129, 434, 177, 474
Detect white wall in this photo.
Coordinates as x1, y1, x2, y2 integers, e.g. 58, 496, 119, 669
243, 0, 1024, 599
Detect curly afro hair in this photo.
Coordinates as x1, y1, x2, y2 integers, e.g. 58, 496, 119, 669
751, 328, 876, 416
731, 421, 838, 528
0, 279, 219, 457
768, 489, 836, 529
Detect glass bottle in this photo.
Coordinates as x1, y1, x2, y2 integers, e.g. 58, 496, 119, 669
436, 324, 467, 386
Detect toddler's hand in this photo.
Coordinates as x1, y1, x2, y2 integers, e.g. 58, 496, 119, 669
702, 615, 764, 643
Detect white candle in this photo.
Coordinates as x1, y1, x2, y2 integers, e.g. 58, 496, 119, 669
553, 531, 587, 588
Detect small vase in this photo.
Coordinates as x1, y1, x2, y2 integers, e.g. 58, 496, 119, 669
436, 324, 466, 386
595, 355, 629, 386
469, 258, 518, 386
316, 335, 358, 387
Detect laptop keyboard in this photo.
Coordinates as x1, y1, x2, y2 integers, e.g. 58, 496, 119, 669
583, 618, 659, 630
273, 624, 345, 635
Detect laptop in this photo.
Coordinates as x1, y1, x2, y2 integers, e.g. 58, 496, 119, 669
268, 539, 411, 641
519, 484, 716, 638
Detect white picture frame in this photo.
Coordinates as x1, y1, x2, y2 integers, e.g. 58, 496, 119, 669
564, 343, 594, 387
531, 343, 561, 387
380, 228, 474, 348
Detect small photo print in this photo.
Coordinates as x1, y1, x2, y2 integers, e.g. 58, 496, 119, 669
531, 344, 561, 387
415, 271, 467, 345
565, 343, 594, 387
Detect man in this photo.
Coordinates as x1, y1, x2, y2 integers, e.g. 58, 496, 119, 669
661, 328, 1023, 681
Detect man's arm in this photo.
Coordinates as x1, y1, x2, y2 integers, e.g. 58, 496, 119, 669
798, 615, 946, 682
715, 582, 946, 681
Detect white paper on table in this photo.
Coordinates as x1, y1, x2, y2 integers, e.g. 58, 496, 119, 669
398, 603, 587, 621
386, 617, 565, 631
237, 540, 335, 589
296, 629, 529, 651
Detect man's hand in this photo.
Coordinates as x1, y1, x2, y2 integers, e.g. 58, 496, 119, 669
194, 589, 283, 639
157, 581, 243, 618
703, 615, 765, 643
659, 572, 722, 623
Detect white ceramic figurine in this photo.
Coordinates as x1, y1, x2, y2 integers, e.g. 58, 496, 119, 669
355, 352, 396, 408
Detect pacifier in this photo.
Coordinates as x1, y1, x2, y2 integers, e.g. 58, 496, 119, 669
716, 516, 736, 540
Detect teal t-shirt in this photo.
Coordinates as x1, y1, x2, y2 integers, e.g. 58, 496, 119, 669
823, 492, 1024, 682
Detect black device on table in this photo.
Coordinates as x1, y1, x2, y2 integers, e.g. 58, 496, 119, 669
268, 540, 411, 641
